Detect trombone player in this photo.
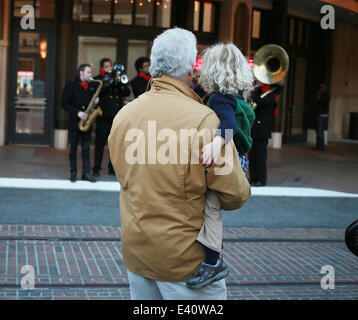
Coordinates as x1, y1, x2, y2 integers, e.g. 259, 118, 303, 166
248, 44, 288, 187
62, 64, 99, 183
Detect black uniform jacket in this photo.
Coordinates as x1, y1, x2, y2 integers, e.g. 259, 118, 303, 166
131, 75, 149, 98
61, 77, 98, 130
317, 90, 330, 115
251, 88, 276, 139
94, 74, 131, 118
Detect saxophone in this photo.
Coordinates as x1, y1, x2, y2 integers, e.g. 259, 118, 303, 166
78, 77, 103, 132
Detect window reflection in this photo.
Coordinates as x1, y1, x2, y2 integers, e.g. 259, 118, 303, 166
114, 0, 132, 25
16, 32, 48, 135
193, 1, 200, 31
135, 0, 153, 26
73, 0, 91, 21
92, 0, 112, 23
156, 0, 171, 28
202, 1, 214, 32
35, 0, 55, 19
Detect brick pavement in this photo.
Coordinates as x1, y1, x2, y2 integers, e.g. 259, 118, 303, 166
0, 224, 357, 300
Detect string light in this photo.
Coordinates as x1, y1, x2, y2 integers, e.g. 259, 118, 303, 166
194, 1, 200, 12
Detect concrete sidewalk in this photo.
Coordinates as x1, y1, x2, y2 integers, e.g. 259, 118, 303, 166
1, 141, 357, 193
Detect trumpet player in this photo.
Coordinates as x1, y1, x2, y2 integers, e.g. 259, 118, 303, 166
92, 58, 130, 177
62, 64, 99, 183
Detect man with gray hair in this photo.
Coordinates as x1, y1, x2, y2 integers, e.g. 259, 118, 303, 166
108, 28, 250, 300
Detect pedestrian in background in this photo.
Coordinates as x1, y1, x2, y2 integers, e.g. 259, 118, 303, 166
130, 57, 150, 98
315, 83, 330, 151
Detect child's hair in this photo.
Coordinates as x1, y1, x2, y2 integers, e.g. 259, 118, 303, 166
198, 42, 254, 99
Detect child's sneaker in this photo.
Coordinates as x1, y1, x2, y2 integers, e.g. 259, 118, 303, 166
186, 258, 229, 290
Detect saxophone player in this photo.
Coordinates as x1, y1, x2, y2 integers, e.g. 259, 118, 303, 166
61, 64, 99, 183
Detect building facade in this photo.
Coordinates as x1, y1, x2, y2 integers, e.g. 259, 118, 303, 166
0, 0, 357, 149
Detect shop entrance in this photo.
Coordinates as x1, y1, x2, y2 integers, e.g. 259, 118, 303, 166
8, 25, 56, 145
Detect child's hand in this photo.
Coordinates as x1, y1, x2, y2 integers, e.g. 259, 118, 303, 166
200, 136, 225, 168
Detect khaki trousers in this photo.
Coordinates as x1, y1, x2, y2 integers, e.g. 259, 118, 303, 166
197, 189, 223, 253
127, 269, 227, 300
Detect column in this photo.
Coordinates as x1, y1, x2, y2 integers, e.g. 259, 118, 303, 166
54, 0, 73, 149
0, 0, 10, 146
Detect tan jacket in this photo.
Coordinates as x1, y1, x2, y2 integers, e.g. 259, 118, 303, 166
108, 75, 251, 282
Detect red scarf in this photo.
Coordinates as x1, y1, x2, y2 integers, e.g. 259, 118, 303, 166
255, 84, 279, 117
80, 81, 88, 90
100, 68, 106, 77
139, 72, 151, 82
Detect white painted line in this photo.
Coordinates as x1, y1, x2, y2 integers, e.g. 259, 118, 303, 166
250, 186, 358, 198
0, 178, 121, 192
0, 178, 357, 197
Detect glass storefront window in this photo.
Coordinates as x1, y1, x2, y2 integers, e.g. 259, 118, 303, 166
202, 1, 215, 33
252, 10, 261, 39
92, 0, 112, 23
156, 0, 171, 28
77, 36, 117, 76
73, 0, 91, 21
14, 0, 33, 18
114, 0, 132, 25
35, 0, 55, 19
135, 0, 153, 26
15, 32, 48, 134
13, 0, 55, 19
193, 1, 200, 31
127, 39, 152, 81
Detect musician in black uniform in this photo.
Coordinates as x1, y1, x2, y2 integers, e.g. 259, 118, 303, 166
92, 58, 130, 177
130, 57, 150, 98
248, 81, 277, 187
62, 64, 98, 183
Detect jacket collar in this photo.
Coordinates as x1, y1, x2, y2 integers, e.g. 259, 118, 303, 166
147, 74, 203, 104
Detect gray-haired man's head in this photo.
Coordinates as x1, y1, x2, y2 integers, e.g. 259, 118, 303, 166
149, 28, 197, 82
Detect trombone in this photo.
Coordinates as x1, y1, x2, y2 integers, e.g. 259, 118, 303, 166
250, 44, 289, 110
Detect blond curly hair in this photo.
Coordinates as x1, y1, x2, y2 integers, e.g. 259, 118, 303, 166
198, 43, 254, 99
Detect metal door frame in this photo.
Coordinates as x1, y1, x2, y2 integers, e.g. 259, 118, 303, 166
7, 20, 56, 145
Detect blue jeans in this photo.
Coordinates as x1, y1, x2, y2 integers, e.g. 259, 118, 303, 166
316, 115, 328, 150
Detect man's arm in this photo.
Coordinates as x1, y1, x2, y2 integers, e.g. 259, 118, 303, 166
196, 113, 251, 211
61, 82, 79, 117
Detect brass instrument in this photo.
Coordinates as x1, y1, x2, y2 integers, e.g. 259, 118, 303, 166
250, 44, 289, 110
78, 77, 103, 132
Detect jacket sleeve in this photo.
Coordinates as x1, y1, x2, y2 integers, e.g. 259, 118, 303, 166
251, 91, 275, 107
197, 113, 251, 211
61, 82, 79, 117
209, 94, 238, 143
121, 84, 131, 97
